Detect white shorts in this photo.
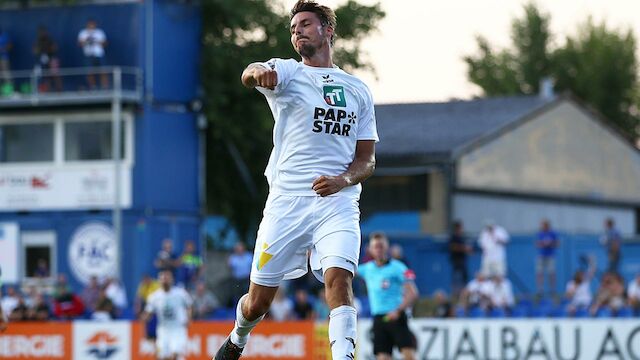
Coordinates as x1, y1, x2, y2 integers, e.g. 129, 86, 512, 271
156, 326, 188, 358
481, 259, 506, 277
250, 194, 361, 287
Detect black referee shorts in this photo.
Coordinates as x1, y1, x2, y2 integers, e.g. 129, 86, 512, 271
372, 311, 416, 355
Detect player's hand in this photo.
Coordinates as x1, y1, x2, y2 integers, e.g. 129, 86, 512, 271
253, 67, 277, 89
384, 310, 400, 322
312, 175, 349, 197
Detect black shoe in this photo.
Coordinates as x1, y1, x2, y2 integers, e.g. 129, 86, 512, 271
214, 337, 244, 360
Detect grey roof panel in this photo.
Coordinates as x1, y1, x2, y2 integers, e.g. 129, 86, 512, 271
375, 96, 553, 159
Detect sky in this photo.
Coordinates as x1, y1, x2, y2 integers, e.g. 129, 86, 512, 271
281, 0, 640, 104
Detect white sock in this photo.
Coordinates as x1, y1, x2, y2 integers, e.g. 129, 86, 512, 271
230, 294, 264, 348
329, 305, 357, 360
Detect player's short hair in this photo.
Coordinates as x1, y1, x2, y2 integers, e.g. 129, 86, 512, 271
369, 231, 388, 244
290, 0, 337, 46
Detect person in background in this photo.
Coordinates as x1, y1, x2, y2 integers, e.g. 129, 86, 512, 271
178, 240, 203, 289
565, 256, 596, 316
81, 276, 101, 314
0, 26, 12, 90
155, 239, 179, 276
390, 244, 409, 268
535, 219, 559, 297
487, 275, 515, 311
92, 287, 114, 321
33, 25, 62, 92
1, 286, 19, 316
460, 272, 492, 310
191, 281, 219, 320
627, 274, 640, 315
590, 272, 626, 316
359, 232, 418, 360
432, 290, 451, 318
226, 242, 253, 306
313, 288, 330, 321
77, 19, 108, 89
8, 295, 29, 321
292, 289, 314, 320
53, 285, 84, 319
449, 220, 471, 296
478, 220, 510, 277
33, 258, 50, 278
600, 218, 622, 273
135, 274, 160, 316
104, 277, 127, 316
267, 288, 294, 322
27, 293, 50, 321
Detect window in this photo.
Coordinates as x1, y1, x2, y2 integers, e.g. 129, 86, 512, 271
21, 231, 56, 279
360, 174, 429, 217
65, 121, 125, 161
0, 123, 54, 163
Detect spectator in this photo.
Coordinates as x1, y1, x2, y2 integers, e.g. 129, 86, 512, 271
104, 277, 128, 315
449, 220, 471, 296
27, 293, 50, 321
478, 220, 509, 277
1, 286, 19, 315
268, 288, 293, 322
53, 285, 84, 319
627, 274, 640, 315
178, 240, 203, 289
191, 282, 219, 320
92, 287, 114, 321
0, 27, 12, 89
292, 289, 314, 320
81, 276, 101, 313
432, 290, 451, 318
33, 26, 62, 92
460, 272, 492, 310
590, 272, 626, 316
227, 242, 253, 305
135, 274, 159, 316
390, 244, 410, 268
53, 273, 71, 298
600, 218, 622, 273
23, 285, 39, 308
8, 295, 29, 321
77, 19, 108, 89
155, 238, 179, 275
565, 257, 595, 315
313, 289, 330, 321
487, 275, 514, 311
535, 219, 559, 296
33, 258, 50, 278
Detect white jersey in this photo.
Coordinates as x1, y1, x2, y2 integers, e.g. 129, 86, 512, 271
145, 287, 192, 329
257, 58, 379, 199
78, 28, 107, 57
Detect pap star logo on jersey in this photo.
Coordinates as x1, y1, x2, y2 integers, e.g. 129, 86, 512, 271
323, 85, 346, 107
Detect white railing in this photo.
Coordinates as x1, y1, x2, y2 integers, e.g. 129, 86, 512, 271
0, 66, 143, 106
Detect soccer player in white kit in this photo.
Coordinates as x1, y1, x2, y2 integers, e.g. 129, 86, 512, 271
142, 270, 193, 360
214, 1, 377, 359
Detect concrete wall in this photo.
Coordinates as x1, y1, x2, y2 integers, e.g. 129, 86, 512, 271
457, 100, 640, 203
420, 171, 447, 234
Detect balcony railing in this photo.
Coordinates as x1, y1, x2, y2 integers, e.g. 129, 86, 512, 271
0, 66, 143, 107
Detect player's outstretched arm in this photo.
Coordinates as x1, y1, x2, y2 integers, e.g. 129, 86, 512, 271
241, 63, 277, 89
312, 140, 375, 197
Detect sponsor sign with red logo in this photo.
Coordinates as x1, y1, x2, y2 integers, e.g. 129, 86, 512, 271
0, 322, 71, 359
73, 321, 131, 360
132, 321, 314, 360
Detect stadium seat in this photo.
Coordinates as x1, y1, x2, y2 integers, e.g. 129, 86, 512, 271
616, 307, 633, 318
469, 307, 486, 318
454, 306, 466, 318
574, 308, 589, 318
530, 305, 552, 318
510, 305, 529, 318
596, 308, 612, 318
489, 308, 506, 318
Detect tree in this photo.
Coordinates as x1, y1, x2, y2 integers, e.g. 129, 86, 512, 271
201, 0, 384, 242
465, 3, 640, 140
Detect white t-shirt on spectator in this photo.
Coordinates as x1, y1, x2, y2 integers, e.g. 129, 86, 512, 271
627, 280, 640, 301
269, 297, 293, 322
78, 28, 107, 57
105, 281, 128, 308
479, 226, 510, 262
466, 279, 492, 304
146, 287, 192, 329
487, 279, 514, 308
1, 296, 18, 315
566, 280, 591, 307
228, 252, 253, 280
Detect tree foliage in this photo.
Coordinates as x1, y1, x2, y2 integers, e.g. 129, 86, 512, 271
201, 0, 384, 241
465, 3, 639, 140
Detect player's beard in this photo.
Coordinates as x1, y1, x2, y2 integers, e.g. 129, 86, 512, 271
297, 42, 317, 58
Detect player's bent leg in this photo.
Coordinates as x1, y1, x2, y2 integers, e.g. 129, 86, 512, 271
215, 282, 278, 360
324, 266, 357, 360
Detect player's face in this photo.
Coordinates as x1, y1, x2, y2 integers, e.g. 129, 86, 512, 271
369, 238, 388, 260
290, 12, 332, 58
